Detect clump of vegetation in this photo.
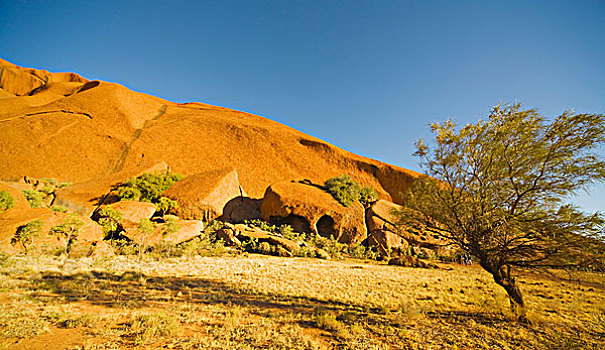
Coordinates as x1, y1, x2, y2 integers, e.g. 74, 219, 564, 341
49, 205, 68, 213
129, 312, 181, 345
324, 175, 378, 207
115, 170, 183, 214
245, 219, 305, 241
49, 214, 84, 255
97, 208, 124, 240
13, 219, 44, 254
0, 190, 14, 213
39, 178, 71, 195
21, 189, 44, 208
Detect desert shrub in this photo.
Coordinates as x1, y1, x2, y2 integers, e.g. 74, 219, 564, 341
49, 214, 84, 239
245, 219, 278, 232
324, 175, 362, 207
162, 217, 180, 236
14, 219, 44, 253
111, 239, 140, 255
49, 205, 68, 213
359, 186, 379, 204
347, 244, 379, 260
0, 190, 14, 213
313, 308, 343, 332
116, 170, 183, 203
97, 208, 124, 239
21, 189, 44, 208
155, 196, 178, 215
130, 312, 180, 345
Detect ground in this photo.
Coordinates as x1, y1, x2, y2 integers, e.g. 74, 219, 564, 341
0, 254, 603, 349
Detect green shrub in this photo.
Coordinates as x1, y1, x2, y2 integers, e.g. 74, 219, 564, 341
162, 217, 180, 236
359, 186, 379, 204
14, 219, 44, 253
21, 189, 44, 208
324, 175, 362, 207
97, 208, 124, 239
116, 170, 183, 203
0, 190, 14, 213
156, 196, 178, 215
49, 205, 68, 213
49, 214, 84, 239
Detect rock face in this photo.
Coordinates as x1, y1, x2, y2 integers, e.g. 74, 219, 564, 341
1, 59, 421, 212
0, 181, 31, 210
0, 208, 112, 257
98, 201, 156, 224
162, 168, 243, 221
366, 199, 452, 258
261, 180, 367, 245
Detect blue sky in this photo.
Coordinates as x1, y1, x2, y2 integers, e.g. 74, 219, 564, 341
1, 0, 604, 212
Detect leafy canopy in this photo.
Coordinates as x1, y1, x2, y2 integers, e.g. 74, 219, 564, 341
397, 103, 605, 320
324, 175, 378, 207
116, 170, 183, 203
0, 191, 14, 213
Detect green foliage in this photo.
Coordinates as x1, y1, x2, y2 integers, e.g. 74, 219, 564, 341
398, 103, 605, 319
0, 190, 14, 213
359, 186, 379, 204
162, 217, 180, 236
97, 208, 124, 239
155, 196, 178, 215
21, 189, 44, 208
49, 214, 84, 239
138, 218, 154, 236
116, 170, 183, 203
15, 219, 44, 253
244, 219, 304, 240
325, 175, 362, 207
49, 205, 68, 213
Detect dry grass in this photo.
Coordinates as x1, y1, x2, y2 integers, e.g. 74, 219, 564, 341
0, 254, 603, 349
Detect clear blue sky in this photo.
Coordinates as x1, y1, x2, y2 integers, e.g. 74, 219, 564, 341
1, 0, 604, 212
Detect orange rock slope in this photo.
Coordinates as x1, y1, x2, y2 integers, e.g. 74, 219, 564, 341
0, 58, 420, 204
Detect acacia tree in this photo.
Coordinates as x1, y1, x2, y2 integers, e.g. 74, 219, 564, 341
396, 103, 605, 322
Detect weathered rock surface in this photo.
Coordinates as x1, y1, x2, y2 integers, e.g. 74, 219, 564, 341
162, 168, 243, 221
1, 59, 422, 217
0, 180, 31, 210
261, 180, 367, 245
122, 218, 204, 246
97, 200, 156, 224
366, 200, 450, 257
0, 208, 112, 257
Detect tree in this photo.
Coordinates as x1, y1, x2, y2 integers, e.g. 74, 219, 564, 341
50, 214, 84, 256
97, 208, 124, 240
14, 219, 44, 254
396, 103, 605, 322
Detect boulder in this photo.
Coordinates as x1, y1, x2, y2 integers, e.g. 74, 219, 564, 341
220, 197, 262, 222
162, 167, 244, 221
366, 200, 449, 257
0, 181, 31, 210
216, 222, 300, 254
0, 208, 112, 257
123, 218, 204, 246
260, 180, 367, 245
53, 161, 169, 216
96, 201, 156, 224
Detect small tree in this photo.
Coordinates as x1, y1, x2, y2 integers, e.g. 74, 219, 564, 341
14, 219, 44, 254
97, 208, 124, 240
50, 214, 84, 256
396, 103, 605, 322
155, 197, 178, 216
21, 189, 44, 208
137, 218, 154, 258
0, 191, 14, 213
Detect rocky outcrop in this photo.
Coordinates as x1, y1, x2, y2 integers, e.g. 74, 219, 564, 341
122, 218, 204, 246
261, 180, 367, 245
366, 200, 450, 257
216, 222, 300, 255
0, 181, 31, 210
0, 208, 112, 257
162, 168, 244, 221
96, 200, 156, 223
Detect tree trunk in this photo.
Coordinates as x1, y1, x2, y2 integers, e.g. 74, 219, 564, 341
492, 264, 528, 323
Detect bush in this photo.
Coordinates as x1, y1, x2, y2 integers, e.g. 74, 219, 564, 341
14, 219, 44, 253
116, 170, 183, 203
21, 189, 44, 208
0, 190, 14, 213
324, 175, 362, 207
359, 186, 379, 204
97, 208, 124, 239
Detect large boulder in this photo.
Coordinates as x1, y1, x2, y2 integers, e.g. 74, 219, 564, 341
122, 218, 204, 246
0, 208, 112, 257
162, 167, 244, 221
261, 180, 367, 245
96, 200, 156, 224
0, 181, 31, 210
367, 199, 452, 257
53, 162, 169, 216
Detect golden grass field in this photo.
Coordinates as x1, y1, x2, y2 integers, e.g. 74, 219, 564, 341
0, 253, 603, 349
